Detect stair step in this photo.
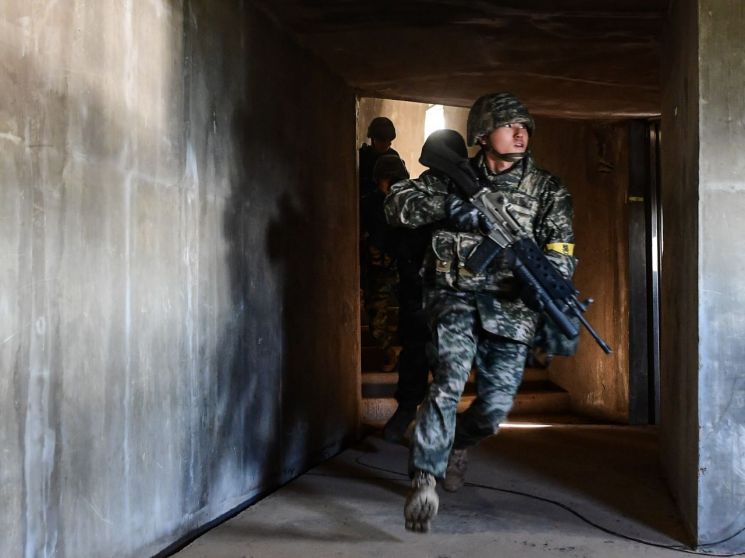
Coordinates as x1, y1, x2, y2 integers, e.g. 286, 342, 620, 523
362, 373, 556, 398
361, 389, 570, 426
362, 351, 550, 378
361, 367, 548, 382
362, 371, 401, 385
523, 368, 549, 382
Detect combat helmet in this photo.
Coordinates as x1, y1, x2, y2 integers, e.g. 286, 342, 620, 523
373, 154, 409, 183
466, 92, 535, 146
419, 128, 468, 161
367, 117, 396, 141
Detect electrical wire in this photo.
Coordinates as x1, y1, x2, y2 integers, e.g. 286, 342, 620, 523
343, 454, 745, 557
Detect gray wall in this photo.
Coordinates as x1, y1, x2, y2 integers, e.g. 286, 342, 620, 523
0, 2, 359, 557
660, 0, 701, 542
661, 0, 745, 550
697, 0, 745, 550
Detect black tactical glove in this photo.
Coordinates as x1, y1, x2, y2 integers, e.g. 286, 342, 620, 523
520, 283, 545, 313
444, 194, 492, 234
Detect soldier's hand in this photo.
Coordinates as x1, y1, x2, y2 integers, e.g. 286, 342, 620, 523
444, 194, 491, 234
520, 283, 545, 313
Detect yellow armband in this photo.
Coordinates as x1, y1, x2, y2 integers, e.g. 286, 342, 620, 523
545, 242, 575, 256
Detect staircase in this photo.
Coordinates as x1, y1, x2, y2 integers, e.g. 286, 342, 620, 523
361, 325, 572, 427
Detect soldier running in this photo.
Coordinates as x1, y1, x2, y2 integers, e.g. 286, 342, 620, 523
384, 93, 577, 532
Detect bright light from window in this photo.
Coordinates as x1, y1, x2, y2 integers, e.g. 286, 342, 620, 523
424, 104, 445, 141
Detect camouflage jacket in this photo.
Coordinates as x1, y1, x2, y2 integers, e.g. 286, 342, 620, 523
384, 152, 576, 344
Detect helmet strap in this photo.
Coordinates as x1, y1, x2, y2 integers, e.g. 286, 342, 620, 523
480, 141, 527, 163
494, 151, 526, 163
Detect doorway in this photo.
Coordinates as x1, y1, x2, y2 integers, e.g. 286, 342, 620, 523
356, 97, 660, 426
628, 119, 662, 425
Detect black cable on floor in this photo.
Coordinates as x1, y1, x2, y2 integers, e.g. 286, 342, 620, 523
348, 454, 745, 557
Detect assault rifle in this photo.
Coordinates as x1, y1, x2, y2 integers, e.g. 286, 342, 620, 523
419, 134, 612, 354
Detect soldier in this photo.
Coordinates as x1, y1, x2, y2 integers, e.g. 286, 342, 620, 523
382, 130, 469, 444
359, 116, 399, 197
384, 93, 576, 532
360, 117, 400, 369
364, 154, 410, 370
360, 117, 399, 254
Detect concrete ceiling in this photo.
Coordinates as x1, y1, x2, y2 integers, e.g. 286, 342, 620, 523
255, 1, 669, 118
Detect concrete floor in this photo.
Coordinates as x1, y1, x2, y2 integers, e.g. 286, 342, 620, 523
173, 425, 698, 558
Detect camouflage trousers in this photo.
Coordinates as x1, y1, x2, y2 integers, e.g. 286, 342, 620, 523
409, 290, 528, 478
365, 265, 399, 351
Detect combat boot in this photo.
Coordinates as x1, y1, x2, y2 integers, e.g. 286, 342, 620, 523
404, 470, 439, 532
382, 405, 417, 444
442, 448, 468, 492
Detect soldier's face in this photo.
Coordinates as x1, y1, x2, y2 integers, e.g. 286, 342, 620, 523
485, 122, 529, 154
372, 138, 392, 153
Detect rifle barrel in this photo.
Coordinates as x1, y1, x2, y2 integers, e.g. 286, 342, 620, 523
572, 307, 612, 354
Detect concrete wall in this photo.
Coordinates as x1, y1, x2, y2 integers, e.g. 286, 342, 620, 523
659, 0, 702, 544
661, 0, 745, 550
0, 2, 358, 557
696, 0, 745, 550
357, 98, 630, 421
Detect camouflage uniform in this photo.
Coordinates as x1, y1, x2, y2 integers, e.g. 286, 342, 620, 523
526, 314, 581, 368
363, 154, 411, 356
360, 120, 401, 354
385, 148, 576, 478
365, 243, 399, 352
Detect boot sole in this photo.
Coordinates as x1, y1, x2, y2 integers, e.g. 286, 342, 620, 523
404, 487, 439, 533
